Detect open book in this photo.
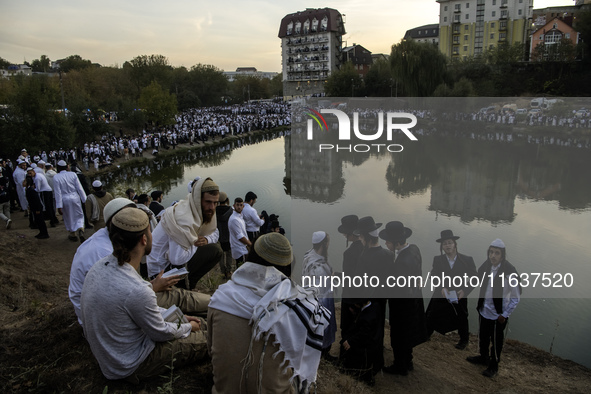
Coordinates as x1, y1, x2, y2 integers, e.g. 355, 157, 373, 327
162, 267, 189, 279
161, 304, 188, 324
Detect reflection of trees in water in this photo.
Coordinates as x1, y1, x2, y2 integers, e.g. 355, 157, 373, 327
385, 141, 437, 198
103, 129, 287, 195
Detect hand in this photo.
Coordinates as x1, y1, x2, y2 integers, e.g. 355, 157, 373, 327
150, 270, 179, 292
194, 236, 208, 247
497, 315, 507, 324
342, 340, 350, 351
457, 290, 465, 300
58, 208, 63, 215
187, 316, 202, 332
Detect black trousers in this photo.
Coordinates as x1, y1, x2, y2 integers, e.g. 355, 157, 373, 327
479, 315, 507, 371
41, 191, 58, 224
246, 230, 259, 243
456, 297, 470, 342
176, 243, 223, 290
32, 210, 48, 236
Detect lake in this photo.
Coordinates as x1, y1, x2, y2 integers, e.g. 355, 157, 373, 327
103, 101, 591, 368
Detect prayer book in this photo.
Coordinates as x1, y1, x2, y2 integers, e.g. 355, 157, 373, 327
162, 267, 189, 279
161, 304, 188, 324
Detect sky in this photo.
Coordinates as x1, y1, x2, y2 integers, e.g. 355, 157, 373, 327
0, 0, 578, 72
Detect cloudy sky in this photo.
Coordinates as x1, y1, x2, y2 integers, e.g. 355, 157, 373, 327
0, 0, 576, 72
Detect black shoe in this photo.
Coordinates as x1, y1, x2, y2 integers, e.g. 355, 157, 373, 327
383, 364, 408, 376
482, 368, 498, 378
85, 224, 94, 229
77, 228, 85, 243
455, 340, 469, 350
68, 235, 78, 242
35, 234, 49, 239
466, 355, 489, 365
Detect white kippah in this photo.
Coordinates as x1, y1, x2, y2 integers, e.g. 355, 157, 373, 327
38, 160, 45, 165
92, 180, 102, 188
490, 238, 506, 248
312, 231, 326, 244
57, 160, 67, 167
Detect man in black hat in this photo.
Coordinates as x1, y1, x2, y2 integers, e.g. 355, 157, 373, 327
352, 216, 392, 377
426, 230, 477, 350
337, 215, 364, 353
379, 221, 428, 376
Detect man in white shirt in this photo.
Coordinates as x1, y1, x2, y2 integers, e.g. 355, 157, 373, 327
81, 208, 207, 383
27, 167, 59, 226
147, 177, 222, 290
228, 197, 251, 268
242, 191, 265, 242
467, 239, 520, 378
53, 160, 87, 242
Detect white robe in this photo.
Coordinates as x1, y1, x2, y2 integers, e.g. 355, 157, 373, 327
53, 170, 87, 232
12, 167, 28, 210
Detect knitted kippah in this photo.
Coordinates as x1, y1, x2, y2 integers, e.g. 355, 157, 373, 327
111, 208, 149, 232
254, 233, 292, 266
201, 178, 219, 193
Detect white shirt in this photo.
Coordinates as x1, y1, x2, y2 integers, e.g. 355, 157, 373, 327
69, 228, 113, 325
147, 224, 219, 278
33, 172, 52, 193
228, 210, 248, 259
480, 264, 520, 320
242, 203, 264, 232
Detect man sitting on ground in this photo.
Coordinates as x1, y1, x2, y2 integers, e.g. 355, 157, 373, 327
81, 208, 207, 383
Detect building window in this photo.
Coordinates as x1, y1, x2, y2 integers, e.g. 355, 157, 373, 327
465, 24, 469, 31
545, 31, 562, 44
312, 18, 318, 32
519, 0, 523, 2
490, 44, 494, 49
500, 32, 507, 40
501, 10, 508, 18
466, 14, 469, 19
454, 15, 461, 22
493, 0, 496, 5
444, 16, 448, 22
321, 16, 328, 31
453, 36, 460, 44
295, 21, 301, 34
465, 34, 469, 41
491, 22, 495, 28
491, 33, 494, 39
464, 45, 468, 51
287, 22, 293, 35
492, 11, 496, 17
518, 9, 522, 16
303, 20, 310, 34
419, 30, 422, 35
466, 3, 470, 8
453, 46, 460, 54
566, 33, 570, 39
455, 4, 461, 11
444, 5, 448, 11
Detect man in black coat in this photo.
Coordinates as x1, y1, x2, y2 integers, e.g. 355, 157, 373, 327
379, 221, 428, 376
426, 230, 477, 350
467, 239, 520, 378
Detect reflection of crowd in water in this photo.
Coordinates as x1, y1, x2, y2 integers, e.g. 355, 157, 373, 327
292, 106, 591, 150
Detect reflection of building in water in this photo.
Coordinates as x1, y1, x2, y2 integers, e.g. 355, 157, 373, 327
289, 127, 344, 203
429, 161, 517, 223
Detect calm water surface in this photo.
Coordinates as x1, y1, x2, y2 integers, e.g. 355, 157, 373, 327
104, 128, 591, 368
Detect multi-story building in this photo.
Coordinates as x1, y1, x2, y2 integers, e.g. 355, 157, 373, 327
532, 0, 591, 31
278, 8, 346, 98
342, 44, 373, 78
530, 17, 580, 61
403, 24, 440, 45
437, 0, 533, 60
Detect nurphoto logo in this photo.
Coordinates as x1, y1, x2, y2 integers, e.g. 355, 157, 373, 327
305, 108, 419, 153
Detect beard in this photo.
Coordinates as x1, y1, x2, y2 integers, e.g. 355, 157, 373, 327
202, 210, 214, 224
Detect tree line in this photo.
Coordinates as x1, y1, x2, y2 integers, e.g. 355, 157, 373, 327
0, 54, 283, 159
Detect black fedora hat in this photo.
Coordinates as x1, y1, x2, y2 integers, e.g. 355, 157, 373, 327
353, 216, 382, 236
338, 215, 359, 235
436, 229, 460, 243
379, 221, 412, 243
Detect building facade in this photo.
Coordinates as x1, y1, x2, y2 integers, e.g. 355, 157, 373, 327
342, 44, 373, 78
223, 67, 278, 82
437, 0, 533, 59
530, 18, 580, 61
278, 8, 346, 98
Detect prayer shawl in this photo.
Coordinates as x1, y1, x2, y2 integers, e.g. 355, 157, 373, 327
209, 262, 330, 392
159, 177, 217, 250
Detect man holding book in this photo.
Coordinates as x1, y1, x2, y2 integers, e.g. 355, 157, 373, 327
81, 208, 207, 383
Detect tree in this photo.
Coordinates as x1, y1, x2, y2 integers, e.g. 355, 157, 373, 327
0, 74, 74, 157
186, 64, 228, 106
138, 80, 177, 126
364, 57, 393, 97
390, 40, 447, 97
123, 54, 173, 95
270, 73, 283, 98
31, 55, 51, 72
0, 56, 12, 69
59, 55, 92, 73
324, 61, 363, 97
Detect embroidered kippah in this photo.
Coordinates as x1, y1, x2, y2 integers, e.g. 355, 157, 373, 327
111, 208, 149, 232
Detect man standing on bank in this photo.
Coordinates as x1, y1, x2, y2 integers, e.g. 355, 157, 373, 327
242, 191, 265, 242
53, 160, 87, 243
427, 230, 477, 350
379, 221, 428, 376
467, 238, 520, 378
